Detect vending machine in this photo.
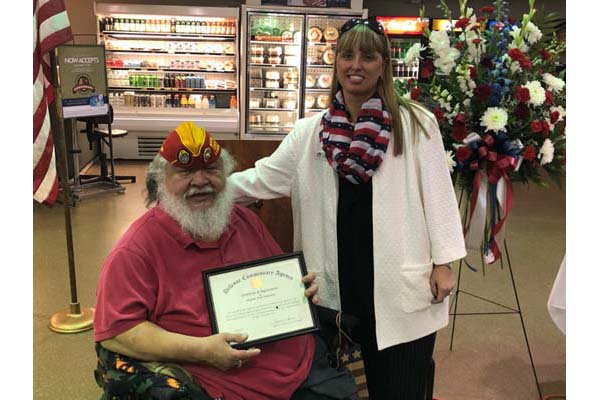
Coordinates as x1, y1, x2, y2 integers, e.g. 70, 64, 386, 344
374, 16, 428, 83
240, 4, 367, 140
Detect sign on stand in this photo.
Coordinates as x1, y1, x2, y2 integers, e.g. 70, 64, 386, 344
56, 45, 109, 119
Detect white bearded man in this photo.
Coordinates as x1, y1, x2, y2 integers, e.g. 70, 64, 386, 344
92, 122, 359, 400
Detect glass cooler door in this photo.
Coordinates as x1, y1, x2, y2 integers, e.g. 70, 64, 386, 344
303, 15, 350, 118
245, 12, 304, 135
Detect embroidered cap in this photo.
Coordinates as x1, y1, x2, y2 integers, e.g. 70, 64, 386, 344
159, 122, 221, 169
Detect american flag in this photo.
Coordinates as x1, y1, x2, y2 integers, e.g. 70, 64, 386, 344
33, 0, 73, 205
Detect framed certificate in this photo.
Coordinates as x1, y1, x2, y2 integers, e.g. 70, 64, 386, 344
203, 252, 319, 349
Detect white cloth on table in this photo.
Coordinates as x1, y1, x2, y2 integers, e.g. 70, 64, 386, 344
547, 255, 566, 335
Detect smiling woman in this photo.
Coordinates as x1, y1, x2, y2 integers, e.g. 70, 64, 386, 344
229, 17, 466, 400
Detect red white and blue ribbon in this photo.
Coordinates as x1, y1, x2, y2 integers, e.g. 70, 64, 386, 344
459, 133, 522, 264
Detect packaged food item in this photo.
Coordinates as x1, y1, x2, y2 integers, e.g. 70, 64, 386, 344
265, 70, 280, 80
264, 79, 280, 88
249, 98, 261, 109
324, 27, 339, 42
317, 94, 330, 108
281, 30, 293, 42
322, 48, 335, 65
305, 75, 316, 88
264, 98, 279, 108
318, 74, 332, 89
308, 26, 323, 43
283, 99, 297, 109
266, 114, 280, 126
268, 46, 282, 56
267, 56, 281, 65
305, 95, 315, 109
251, 56, 264, 64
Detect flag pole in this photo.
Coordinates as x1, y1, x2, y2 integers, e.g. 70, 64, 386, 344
47, 49, 94, 334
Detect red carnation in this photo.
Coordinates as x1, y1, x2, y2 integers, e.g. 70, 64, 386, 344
550, 111, 560, 124
513, 103, 530, 120
433, 108, 446, 124
508, 48, 526, 63
545, 91, 554, 105
455, 17, 470, 30
456, 146, 473, 162
407, 78, 415, 87
539, 49, 552, 61
480, 6, 495, 14
541, 121, 551, 135
454, 41, 465, 50
452, 113, 468, 141
515, 86, 530, 103
472, 38, 482, 45
508, 16, 516, 25
420, 59, 435, 79
521, 145, 536, 161
474, 83, 492, 102
530, 120, 543, 133
410, 87, 422, 101
520, 60, 532, 70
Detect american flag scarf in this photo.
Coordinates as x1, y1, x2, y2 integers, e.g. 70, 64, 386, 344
33, 0, 73, 205
320, 91, 392, 184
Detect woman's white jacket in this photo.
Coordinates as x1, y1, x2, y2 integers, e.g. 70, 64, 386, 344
229, 106, 466, 350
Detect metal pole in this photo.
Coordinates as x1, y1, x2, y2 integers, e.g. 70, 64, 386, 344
48, 49, 94, 334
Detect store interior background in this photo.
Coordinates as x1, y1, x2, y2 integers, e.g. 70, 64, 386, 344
34, 1, 566, 399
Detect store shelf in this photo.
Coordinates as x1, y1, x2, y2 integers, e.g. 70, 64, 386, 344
109, 87, 236, 92
103, 31, 236, 41
107, 67, 236, 74
250, 88, 297, 92
305, 108, 327, 112
307, 64, 334, 68
308, 42, 337, 46
305, 88, 330, 92
106, 49, 235, 56
249, 63, 299, 68
249, 40, 300, 45
249, 124, 295, 130
249, 108, 298, 111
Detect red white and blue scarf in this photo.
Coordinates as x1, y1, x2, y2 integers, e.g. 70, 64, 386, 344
320, 91, 392, 184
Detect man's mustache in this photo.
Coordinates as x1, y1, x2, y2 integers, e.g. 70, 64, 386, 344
184, 186, 216, 199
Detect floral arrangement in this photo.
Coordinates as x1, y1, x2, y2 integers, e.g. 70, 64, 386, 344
394, 0, 566, 264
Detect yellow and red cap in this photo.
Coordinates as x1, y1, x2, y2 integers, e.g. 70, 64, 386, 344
159, 122, 221, 169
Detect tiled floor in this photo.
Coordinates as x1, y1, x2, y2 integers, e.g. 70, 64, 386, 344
33, 161, 565, 399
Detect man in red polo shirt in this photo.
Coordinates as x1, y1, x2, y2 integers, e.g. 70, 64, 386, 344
93, 122, 357, 400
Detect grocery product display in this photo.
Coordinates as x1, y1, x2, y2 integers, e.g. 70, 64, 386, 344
304, 15, 355, 117
244, 11, 304, 134
240, 6, 365, 138
98, 6, 239, 117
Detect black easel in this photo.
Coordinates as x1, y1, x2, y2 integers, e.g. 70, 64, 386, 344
449, 187, 542, 400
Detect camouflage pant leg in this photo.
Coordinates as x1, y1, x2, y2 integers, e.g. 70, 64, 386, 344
94, 343, 213, 400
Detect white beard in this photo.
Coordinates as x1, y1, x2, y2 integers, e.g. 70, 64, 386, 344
157, 182, 234, 241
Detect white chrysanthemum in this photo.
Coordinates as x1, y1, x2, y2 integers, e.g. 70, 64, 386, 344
524, 80, 546, 106
404, 43, 426, 65
480, 107, 508, 132
543, 73, 566, 93
429, 30, 451, 55
525, 22, 542, 44
446, 150, 457, 172
538, 138, 555, 165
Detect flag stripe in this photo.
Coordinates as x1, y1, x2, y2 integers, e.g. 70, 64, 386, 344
33, 0, 72, 206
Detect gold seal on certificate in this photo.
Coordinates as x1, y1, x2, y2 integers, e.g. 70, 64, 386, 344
203, 252, 319, 349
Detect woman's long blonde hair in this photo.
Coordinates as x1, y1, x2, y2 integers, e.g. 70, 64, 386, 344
329, 24, 428, 156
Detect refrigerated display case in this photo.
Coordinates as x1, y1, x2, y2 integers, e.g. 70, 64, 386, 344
94, 3, 240, 159
240, 5, 366, 140
375, 16, 428, 83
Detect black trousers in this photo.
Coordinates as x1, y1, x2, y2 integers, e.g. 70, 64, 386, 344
354, 318, 437, 400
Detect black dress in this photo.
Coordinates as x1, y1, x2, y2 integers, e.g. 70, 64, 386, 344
337, 175, 437, 400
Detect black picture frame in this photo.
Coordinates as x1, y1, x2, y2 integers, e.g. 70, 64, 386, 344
203, 251, 319, 349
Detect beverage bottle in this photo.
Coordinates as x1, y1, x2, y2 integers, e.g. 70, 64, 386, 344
209, 95, 216, 109
201, 95, 209, 109
187, 95, 195, 108
229, 95, 237, 108
174, 93, 180, 108
181, 94, 188, 108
